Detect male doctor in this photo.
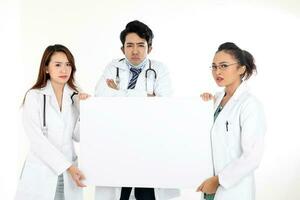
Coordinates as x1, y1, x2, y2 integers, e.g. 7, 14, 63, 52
94, 20, 179, 200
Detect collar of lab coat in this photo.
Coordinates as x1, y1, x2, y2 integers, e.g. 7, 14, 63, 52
113, 58, 149, 71
214, 81, 249, 110
229, 81, 249, 101
39, 80, 76, 98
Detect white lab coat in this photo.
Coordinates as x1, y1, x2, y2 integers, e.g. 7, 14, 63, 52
15, 81, 83, 200
210, 82, 266, 200
94, 59, 179, 200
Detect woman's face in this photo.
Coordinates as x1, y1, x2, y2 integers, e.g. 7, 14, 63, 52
211, 51, 245, 88
46, 52, 72, 86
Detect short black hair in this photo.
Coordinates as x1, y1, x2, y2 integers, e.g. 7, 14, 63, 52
120, 20, 154, 47
217, 42, 256, 80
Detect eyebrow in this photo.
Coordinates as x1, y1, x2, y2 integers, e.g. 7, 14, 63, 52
53, 61, 70, 64
212, 61, 229, 64
125, 42, 146, 45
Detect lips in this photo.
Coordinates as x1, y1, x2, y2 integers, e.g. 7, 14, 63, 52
216, 77, 224, 82
59, 75, 68, 79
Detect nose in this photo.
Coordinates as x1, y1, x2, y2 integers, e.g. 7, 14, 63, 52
61, 65, 69, 73
132, 45, 138, 54
213, 67, 222, 75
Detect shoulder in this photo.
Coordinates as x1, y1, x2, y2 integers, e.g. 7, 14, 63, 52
151, 59, 167, 68
25, 89, 42, 99
107, 58, 125, 67
150, 59, 169, 74
239, 92, 264, 115
23, 89, 43, 108
103, 59, 126, 72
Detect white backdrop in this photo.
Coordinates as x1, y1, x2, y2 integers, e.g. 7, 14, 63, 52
1, 0, 300, 199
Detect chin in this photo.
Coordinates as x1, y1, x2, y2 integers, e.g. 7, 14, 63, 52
215, 82, 225, 87
130, 60, 141, 65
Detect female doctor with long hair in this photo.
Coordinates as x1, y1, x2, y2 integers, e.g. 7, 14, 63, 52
197, 42, 266, 200
15, 44, 88, 200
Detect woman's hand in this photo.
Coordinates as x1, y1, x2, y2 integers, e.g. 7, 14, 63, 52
196, 176, 219, 194
147, 93, 156, 97
106, 79, 118, 90
79, 93, 90, 100
200, 92, 214, 101
67, 165, 86, 187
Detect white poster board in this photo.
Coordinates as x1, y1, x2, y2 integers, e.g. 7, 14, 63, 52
80, 97, 213, 189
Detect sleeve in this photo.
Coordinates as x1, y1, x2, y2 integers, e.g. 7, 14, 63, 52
23, 91, 72, 175
218, 98, 266, 189
153, 63, 173, 97
72, 117, 80, 142
72, 96, 80, 142
94, 62, 147, 97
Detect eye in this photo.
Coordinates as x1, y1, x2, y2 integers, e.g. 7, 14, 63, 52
55, 63, 61, 67
66, 63, 71, 67
138, 44, 145, 47
211, 65, 217, 70
220, 64, 229, 69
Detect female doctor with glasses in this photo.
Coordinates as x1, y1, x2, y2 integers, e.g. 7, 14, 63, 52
198, 42, 266, 200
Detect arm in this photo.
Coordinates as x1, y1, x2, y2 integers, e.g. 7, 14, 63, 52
72, 117, 80, 142
218, 98, 266, 189
23, 91, 71, 175
95, 63, 147, 97
153, 63, 172, 97
72, 92, 90, 142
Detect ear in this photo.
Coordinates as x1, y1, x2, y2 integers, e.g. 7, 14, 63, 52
45, 66, 49, 74
147, 46, 152, 54
239, 65, 246, 75
121, 46, 125, 54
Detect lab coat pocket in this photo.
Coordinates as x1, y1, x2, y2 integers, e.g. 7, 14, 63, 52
225, 119, 241, 158
17, 161, 44, 195
224, 120, 235, 147
19, 160, 26, 180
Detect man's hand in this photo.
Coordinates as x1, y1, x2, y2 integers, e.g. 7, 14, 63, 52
106, 79, 118, 90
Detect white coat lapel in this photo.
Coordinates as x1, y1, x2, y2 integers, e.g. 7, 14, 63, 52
213, 82, 249, 124
62, 84, 75, 114
39, 80, 61, 114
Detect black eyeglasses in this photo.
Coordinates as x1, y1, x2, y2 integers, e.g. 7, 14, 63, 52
210, 62, 239, 71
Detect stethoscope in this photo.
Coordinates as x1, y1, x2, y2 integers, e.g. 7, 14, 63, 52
115, 58, 157, 94
42, 92, 78, 137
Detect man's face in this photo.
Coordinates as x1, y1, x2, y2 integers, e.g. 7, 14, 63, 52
122, 32, 152, 66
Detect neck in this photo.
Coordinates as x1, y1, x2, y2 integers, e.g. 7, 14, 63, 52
225, 80, 242, 97
126, 58, 148, 68
50, 81, 65, 111
50, 81, 64, 95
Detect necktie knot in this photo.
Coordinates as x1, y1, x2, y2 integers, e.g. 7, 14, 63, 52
130, 67, 142, 75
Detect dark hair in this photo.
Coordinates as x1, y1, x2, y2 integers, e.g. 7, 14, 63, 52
217, 42, 256, 80
22, 44, 78, 104
120, 20, 154, 47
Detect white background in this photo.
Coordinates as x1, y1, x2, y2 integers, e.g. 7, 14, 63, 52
1, 0, 300, 199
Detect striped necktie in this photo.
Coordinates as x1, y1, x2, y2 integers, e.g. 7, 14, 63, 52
127, 67, 142, 89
